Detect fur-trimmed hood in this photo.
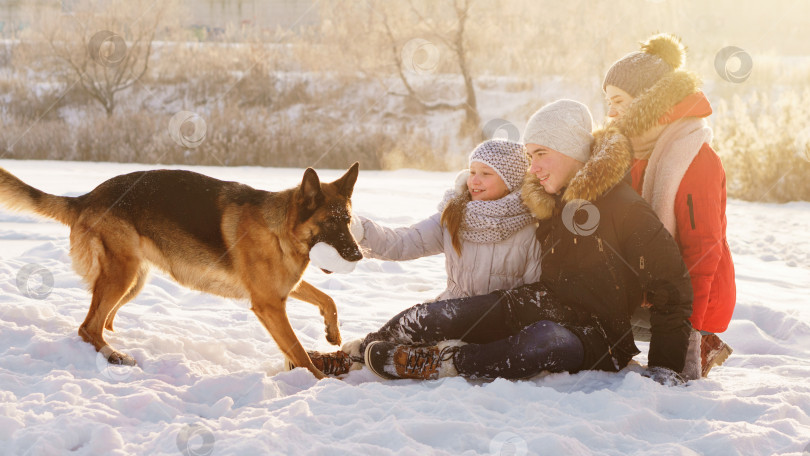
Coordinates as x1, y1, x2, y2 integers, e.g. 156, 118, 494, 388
521, 125, 632, 221
610, 70, 703, 139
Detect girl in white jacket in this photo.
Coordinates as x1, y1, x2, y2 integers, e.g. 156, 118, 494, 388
353, 139, 542, 301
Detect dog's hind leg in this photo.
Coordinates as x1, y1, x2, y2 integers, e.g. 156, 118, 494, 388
290, 280, 342, 346
78, 246, 141, 366
105, 264, 149, 332
250, 298, 326, 380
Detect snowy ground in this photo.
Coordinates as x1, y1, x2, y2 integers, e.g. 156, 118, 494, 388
1, 159, 809, 456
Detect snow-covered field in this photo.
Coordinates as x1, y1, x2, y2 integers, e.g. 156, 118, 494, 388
1, 159, 809, 456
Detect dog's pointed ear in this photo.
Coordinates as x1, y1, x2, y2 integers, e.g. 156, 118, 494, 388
332, 162, 359, 199
300, 167, 323, 210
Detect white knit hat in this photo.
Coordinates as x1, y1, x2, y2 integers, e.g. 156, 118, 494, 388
468, 139, 529, 192
522, 100, 595, 163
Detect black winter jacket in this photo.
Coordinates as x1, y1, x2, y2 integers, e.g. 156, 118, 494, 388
521, 126, 693, 372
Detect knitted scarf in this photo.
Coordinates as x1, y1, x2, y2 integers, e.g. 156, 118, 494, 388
438, 188, 534, 244
642, 117, 713, 236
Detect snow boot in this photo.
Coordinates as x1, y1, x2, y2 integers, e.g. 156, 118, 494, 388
701, 333, 733, 378
285, 339, 364, 377
364, 340, 465, 380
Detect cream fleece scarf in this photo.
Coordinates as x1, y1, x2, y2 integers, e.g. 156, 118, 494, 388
641, 118, 713, 236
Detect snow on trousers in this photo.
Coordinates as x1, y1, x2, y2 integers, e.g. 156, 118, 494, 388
359, 284, 584, 379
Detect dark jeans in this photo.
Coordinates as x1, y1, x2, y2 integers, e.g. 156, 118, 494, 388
360, 286, 584, 379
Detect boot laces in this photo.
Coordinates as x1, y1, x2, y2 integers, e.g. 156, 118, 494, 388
314, 351, 351, 376
402, 346, 457, 376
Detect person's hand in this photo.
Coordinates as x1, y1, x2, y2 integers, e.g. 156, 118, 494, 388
642, 366, 685, 386
350, 214, 364, 242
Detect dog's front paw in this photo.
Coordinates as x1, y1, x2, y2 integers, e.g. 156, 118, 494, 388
325, 324, 342, 346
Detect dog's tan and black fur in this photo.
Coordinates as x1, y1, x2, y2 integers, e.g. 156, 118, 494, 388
0, 164, 362, 379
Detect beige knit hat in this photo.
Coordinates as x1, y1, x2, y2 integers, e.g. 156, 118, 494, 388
469, 139, 528, 192
522, 100, 594, 163
602, 33, 686, 97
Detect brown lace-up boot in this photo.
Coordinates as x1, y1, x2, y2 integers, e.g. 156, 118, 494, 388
285, 338, 364, 377
701, 333, 733, 377
365, 340, 465, 380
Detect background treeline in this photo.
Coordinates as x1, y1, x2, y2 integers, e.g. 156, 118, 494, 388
1, 0, 808, 201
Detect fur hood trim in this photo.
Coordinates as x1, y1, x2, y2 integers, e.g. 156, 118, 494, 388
612, 70, 702, 139
521, 125, 632, 220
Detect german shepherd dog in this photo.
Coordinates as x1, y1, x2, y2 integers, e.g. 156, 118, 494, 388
0, 164, 362, 379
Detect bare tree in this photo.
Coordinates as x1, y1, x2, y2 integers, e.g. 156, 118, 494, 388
35, 0, 171, 117
322, 0, 482, 135
383, 0, 480, 132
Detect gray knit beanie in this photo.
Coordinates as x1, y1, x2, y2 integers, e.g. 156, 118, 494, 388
522, 100, 594, 163
468, 139, 528, 192
602, 33, 686, 97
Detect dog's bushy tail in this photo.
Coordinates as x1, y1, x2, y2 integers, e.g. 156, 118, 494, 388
0, 167, 79, 226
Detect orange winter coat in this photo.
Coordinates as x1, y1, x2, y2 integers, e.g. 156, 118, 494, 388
627, 90, 736, 333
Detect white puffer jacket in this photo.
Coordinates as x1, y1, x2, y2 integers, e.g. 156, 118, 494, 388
358, 213, 542, 301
